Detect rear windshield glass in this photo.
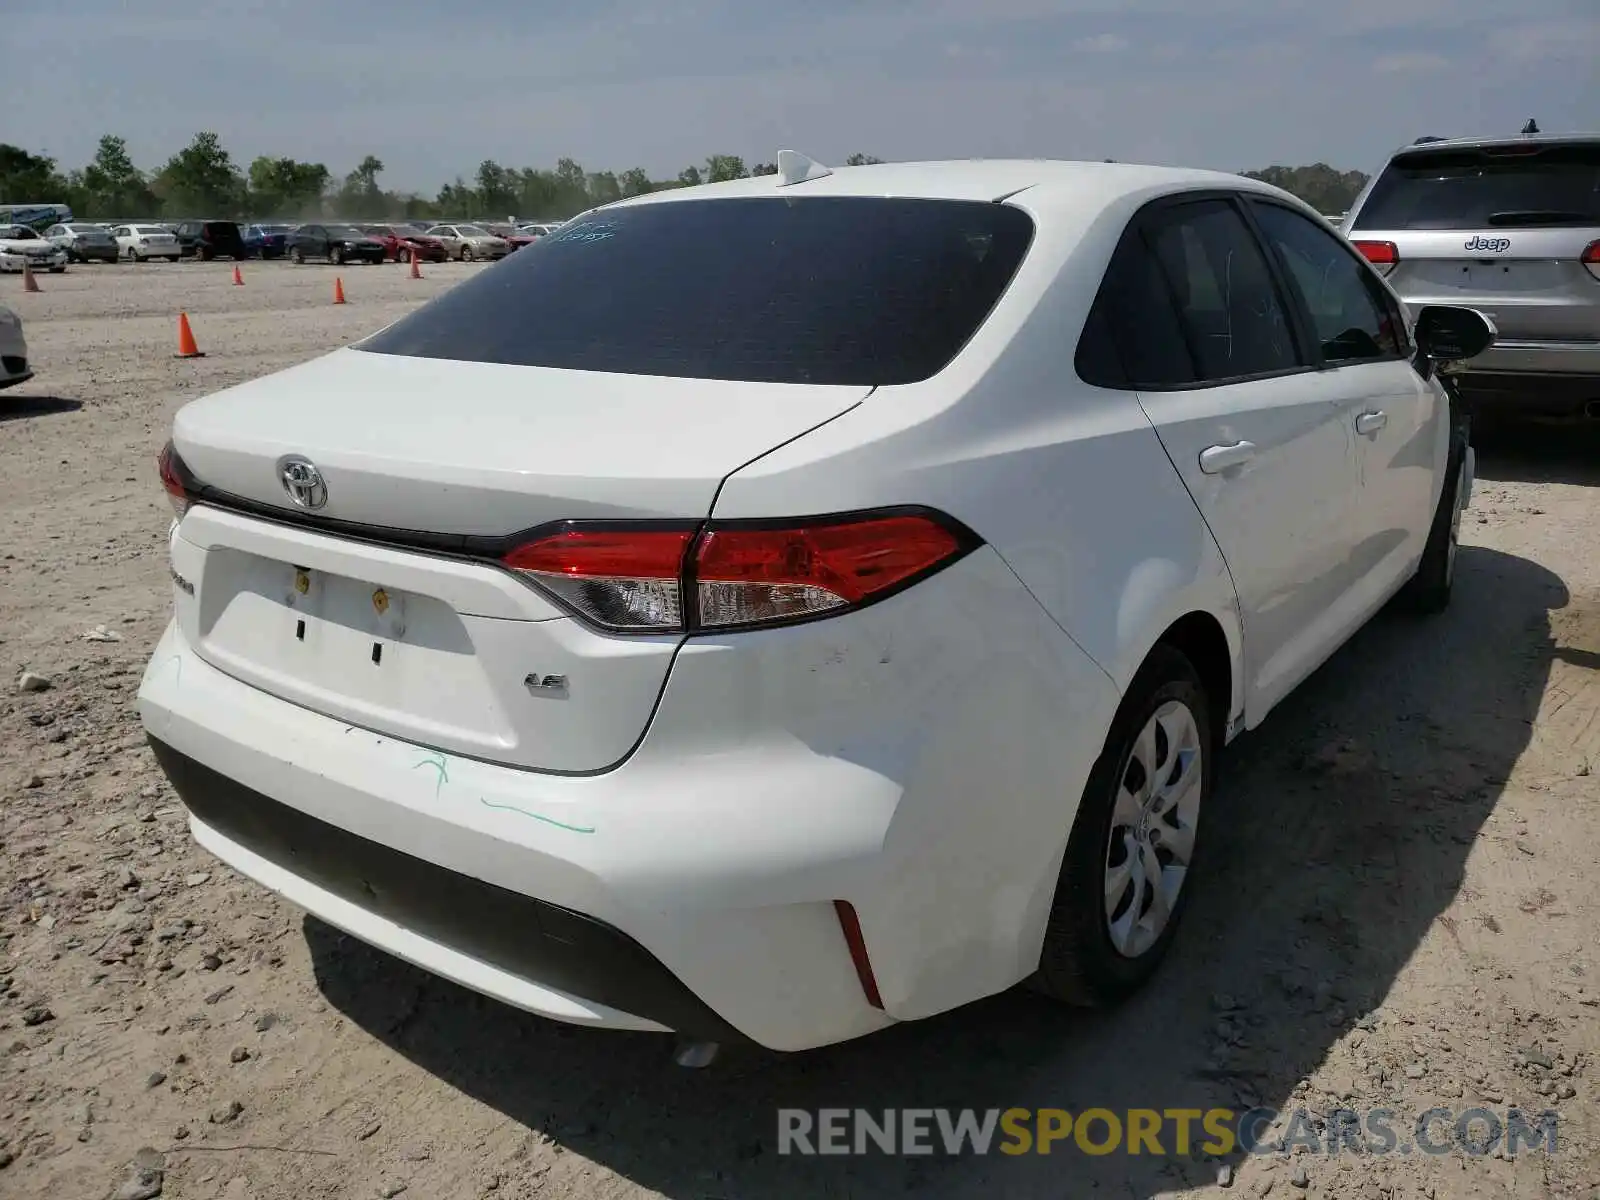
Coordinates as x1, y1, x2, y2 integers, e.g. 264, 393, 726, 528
357, 197, 1035, 385
1352, 143, 1600, 231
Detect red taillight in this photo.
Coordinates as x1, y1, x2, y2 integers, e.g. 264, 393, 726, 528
694, 514, 964, 629
157, 440, 192, 519
1353, 239, 1399, 276
1582, 240, 1600, 282
500, 510, 973, 634
502, 527, 693, 631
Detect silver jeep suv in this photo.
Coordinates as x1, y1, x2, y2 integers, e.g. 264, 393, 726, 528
1343, 130, 1600, 424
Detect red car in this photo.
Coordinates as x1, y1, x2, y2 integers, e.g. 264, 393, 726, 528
361, 225, 449, 263
485, 223, 541, 251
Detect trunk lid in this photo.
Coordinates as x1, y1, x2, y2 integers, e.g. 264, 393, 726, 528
173, 347, 869, 531
169, 348, 867, 772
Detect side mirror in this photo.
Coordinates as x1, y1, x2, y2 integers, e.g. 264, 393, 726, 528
1413, 305, 1496, 363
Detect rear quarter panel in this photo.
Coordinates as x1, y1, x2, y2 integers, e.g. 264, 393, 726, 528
711, 187, 1243, 728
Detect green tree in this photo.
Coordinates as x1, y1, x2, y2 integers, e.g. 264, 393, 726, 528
335, 154, 387, 219
475, 159, 517, 217
586, 171, 622, 206
844, 153, 884, 166
750, 161, 779, 177
154, 132, 244, 216
704, 155, 747, 183
248, 156, 330, 218
515, 168, 561, 218
677, 165, 703, 188
0, 145, 70, 210
1241, 164, 1369, 214
80, 135, 157, 216
617, 167, 653, 198
436, 177, 475, 216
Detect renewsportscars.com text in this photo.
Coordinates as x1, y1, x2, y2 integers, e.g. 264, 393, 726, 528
777, 1106, 1560, 1157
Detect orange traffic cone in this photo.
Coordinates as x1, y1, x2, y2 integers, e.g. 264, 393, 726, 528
409, 253, 422, 280
333, 277, 346, 305
175, 312, 204, 359
22, 264, 40, 293
232, 265, 244, 286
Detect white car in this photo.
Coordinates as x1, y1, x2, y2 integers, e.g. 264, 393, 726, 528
110, 223, 181, 262
138, 156, 1493, 1055
0, 225, 68, 273
0, 305, 31, 389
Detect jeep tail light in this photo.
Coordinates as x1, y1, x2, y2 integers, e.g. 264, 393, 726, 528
1353, 240, 1398, 277
157, 440, 194, 520
500, 510, 976, 634
1582, 240, 1600, 283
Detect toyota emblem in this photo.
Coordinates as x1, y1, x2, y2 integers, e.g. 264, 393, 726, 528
277, 455, 328, 510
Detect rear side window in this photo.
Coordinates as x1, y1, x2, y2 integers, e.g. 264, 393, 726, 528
1144, 200, 1303, 381
1351, 142, 1600, 231
359, 197, 1035, 386
1076, 231, 1196, 388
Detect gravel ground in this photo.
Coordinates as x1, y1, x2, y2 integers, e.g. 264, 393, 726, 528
2, 260, 1598, 1200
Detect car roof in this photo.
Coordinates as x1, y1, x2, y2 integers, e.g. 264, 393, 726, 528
606, 157, 1296, 217
1384, 132, 1600, 158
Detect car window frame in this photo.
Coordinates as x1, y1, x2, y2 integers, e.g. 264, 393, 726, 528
1241, 197, 1412, 369
1078, 189, 1321, 393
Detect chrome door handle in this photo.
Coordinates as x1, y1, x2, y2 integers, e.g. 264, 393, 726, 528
1355, 410, 1388, 434
1198, 440, 1258, 474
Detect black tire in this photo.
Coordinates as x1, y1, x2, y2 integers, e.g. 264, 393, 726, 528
460, 245, 474, 262
330, 246, 344, 266
290, 247, 305, 265
1395, 417, 1468, 615
397, 247, 410, 263
1032, 644, 1214, 1008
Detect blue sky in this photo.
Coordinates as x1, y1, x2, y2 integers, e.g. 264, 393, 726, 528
10, 0, 1598, 192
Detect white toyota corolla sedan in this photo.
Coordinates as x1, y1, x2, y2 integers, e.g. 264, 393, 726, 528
139, 154, 1493, 1055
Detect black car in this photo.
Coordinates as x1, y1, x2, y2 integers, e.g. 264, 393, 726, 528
170, 220, 248, 261
287, 224, 387, 265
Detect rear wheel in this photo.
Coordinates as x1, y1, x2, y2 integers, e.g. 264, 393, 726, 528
1032, 644, 1213, 1007
290, 247, 306, 265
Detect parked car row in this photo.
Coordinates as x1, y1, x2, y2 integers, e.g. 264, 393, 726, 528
19, 217, 569, 268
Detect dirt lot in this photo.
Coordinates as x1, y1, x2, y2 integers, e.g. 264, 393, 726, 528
2, 261, 1598, 1200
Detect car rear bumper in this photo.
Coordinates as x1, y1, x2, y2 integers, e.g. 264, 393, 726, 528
1451, 371, 1600, 422
137, 542, 1120, 1051
149, 738, 740, 1040
1461, 339, 1600, 378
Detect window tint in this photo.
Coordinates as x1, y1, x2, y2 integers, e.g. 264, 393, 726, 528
1351, 142, 1600, 231
1144, 200, 1302, 381
1077, 230, 1195, 388
1249, 202, 1402, 363
360, 198, 1036, 386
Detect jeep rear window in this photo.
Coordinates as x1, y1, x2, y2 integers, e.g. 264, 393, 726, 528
357, 197, 1035, 386
1351, 143, 1600, 231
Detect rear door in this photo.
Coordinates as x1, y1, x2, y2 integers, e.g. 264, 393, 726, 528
1347, 140, 1600, 356
1099, 195, 1364, 719
1247, 199, 1443, 608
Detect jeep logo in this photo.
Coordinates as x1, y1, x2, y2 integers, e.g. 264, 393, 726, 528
1464, 235, 1512, 253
